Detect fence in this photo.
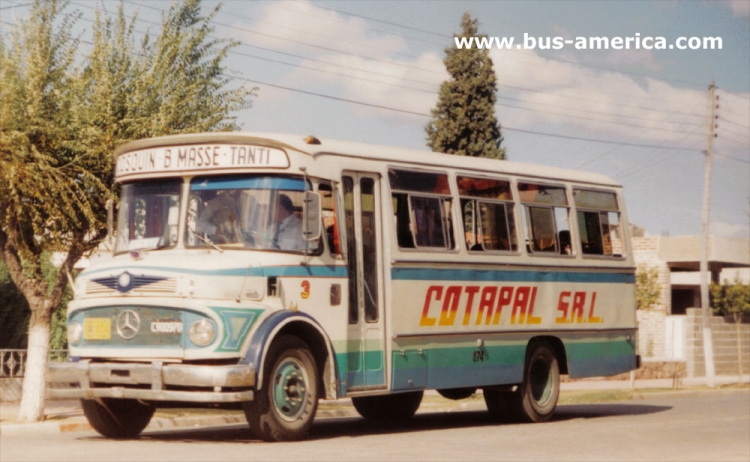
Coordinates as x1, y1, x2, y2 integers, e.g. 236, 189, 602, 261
0, 349, 69, 378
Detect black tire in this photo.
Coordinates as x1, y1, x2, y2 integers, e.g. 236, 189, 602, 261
244, 335, 319, 442
352, 391, 423, 420
484, 340, 560, 423
437, 387, 476, 400
81, 398, 155, 438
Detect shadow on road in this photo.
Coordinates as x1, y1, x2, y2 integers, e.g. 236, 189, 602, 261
78, 402, 671, 444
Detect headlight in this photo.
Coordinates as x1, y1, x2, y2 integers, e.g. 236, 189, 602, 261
188, 319, 216, 347
67, 322, 82, 346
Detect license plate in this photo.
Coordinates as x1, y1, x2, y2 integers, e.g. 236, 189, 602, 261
83, 318, 111, 340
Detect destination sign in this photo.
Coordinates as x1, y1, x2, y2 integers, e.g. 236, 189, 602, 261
116, 144, 290, 178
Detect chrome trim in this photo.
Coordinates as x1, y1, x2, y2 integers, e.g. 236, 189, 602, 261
47, 361, 256, 402
48, 387, 254, 403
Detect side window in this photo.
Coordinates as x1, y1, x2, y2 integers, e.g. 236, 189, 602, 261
457, 176, 517, 252
518, 183, 571, 255
389, 169, 454, 250
318, 182, 341, 256
574, 189, 623, 257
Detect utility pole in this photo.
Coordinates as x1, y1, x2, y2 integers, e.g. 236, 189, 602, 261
700, 81, 717, 388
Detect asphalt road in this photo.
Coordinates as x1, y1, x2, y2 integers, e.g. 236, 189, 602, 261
1, 391, 748, 462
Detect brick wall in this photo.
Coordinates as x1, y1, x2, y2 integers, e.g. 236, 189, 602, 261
685, 308, 750, 378
632, 236, 671, 358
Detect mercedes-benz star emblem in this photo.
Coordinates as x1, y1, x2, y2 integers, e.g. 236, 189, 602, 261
116, 310, 141, 340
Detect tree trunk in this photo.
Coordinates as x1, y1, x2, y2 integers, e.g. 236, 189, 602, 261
18, 302, 52, 422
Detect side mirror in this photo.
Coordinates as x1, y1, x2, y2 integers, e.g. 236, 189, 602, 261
302, 191, 322, 241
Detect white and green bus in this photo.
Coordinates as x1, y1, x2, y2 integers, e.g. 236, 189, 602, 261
48, 133, 639, 441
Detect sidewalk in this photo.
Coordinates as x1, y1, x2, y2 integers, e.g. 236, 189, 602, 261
1, 375, 748, 437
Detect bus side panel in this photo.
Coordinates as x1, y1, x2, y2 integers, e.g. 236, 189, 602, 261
562, 332, 638, 378
389, 266, 637, 390
391, 337, 527, 391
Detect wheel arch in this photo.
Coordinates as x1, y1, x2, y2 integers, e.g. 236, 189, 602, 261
240, 310, 340, 399
527, 335, 569, 375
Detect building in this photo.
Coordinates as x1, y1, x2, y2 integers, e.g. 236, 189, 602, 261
633, 235, 750, 377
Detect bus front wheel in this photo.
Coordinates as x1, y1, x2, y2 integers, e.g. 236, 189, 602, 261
484, 340, 560, 423
81, 398, 155, 438
244, 335, 319, 442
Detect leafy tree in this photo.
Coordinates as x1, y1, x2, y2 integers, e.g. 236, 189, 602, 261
0, 0, 254, 421
426, 13, 506, 159
711, 276, 750, 382
636, 265, 661, 310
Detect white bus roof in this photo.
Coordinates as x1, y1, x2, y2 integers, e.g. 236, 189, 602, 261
114, 132, 621, 188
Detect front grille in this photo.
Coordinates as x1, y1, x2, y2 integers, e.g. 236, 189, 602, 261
86, 277, 176, 295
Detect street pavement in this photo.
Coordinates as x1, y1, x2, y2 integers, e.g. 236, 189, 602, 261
1, 375, 748, 437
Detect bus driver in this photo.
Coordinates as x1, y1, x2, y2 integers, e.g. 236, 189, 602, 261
271, 194, 305, 251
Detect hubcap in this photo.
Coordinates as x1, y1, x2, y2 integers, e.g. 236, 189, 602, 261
272, 358, 308, 421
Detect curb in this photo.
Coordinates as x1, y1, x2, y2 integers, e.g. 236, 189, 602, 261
0, 407, 361, 437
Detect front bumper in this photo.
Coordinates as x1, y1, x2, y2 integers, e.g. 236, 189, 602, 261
47, 360, 256, 402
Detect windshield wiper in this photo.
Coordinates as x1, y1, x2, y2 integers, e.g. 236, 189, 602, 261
187, 225, 224, 253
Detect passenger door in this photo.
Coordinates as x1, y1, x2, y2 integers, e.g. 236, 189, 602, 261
343, 172, 386, 391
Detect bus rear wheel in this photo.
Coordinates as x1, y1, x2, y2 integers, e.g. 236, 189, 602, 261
244, 335, 319, 442
81, 398, 155, 438
484, 340, 560, 423
352, 391, 423, 420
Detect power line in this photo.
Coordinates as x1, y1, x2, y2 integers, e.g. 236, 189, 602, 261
231, 1, 710, 107
718, 123, 750, 138
233, 75, 703, 152
127, 1, 448, 77
102, 2, 705, 128
112, 1, 710, 122
258, 1, 448, 48
715, 151, 750, 164
498, 101, 701, 136
313, 3, 448, 39
293, 2, 708, 90
718, 118, 750, 136
575, 98, 704, 169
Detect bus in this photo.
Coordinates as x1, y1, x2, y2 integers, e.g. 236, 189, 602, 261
48, 132, 640, 441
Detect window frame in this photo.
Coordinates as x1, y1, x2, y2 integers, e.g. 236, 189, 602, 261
573, 187, 626, 260
456, 174, 519, 255
388, 167, 457, 253
518, 181, 573, 258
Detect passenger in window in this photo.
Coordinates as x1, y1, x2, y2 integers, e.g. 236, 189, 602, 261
197, 190, 243, 244
211, 206, 243, 244
559, 230, 572, 255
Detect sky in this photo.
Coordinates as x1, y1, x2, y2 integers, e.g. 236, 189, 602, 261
2, 0, 749, 239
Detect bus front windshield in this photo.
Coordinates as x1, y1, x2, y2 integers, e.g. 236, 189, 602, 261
186, 176, 319, 253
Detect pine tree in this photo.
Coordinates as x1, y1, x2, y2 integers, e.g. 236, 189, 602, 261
426, 13, 506, 160
0, 0, 255, 422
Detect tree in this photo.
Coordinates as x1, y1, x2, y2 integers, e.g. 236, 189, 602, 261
0, 0, 254, 422
426, 13, 506, 160
711, 276, 750, 383
636, 265, 661, 310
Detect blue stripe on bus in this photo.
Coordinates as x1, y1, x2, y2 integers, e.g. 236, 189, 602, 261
190, 176, 306, 191
391, 267, 634, 284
